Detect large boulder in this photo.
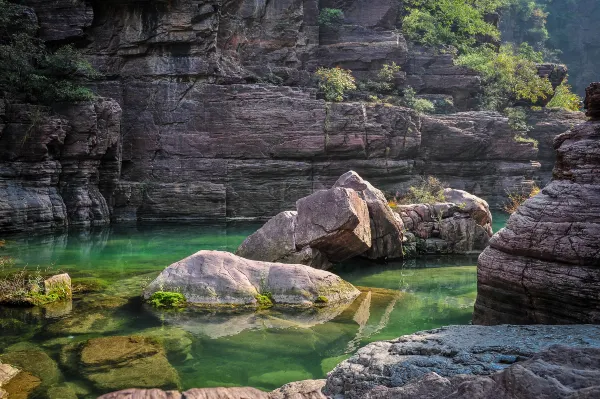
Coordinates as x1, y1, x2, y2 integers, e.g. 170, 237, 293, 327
396, 190, 493, 255
324, 324, 600, 399
333, 171, 405, 260
474, 84, 600, 325
143, 251, 360, 307
236, 211, 331, 270
295, 188, 371, 263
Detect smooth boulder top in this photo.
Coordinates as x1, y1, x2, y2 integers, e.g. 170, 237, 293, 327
143, 251, 360, 307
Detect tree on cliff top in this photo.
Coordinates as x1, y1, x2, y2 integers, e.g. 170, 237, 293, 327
0, 0, 97, 104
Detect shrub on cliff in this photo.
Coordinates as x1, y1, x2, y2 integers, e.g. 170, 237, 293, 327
318, 8, 345, 30
397, 176, 447, 205
457, 44, 554, 111
547, 80, 582, 111
402, 0, 507, 54
0, 0, 98, 104
315, 67, 356, 102
503, 184, 540, 214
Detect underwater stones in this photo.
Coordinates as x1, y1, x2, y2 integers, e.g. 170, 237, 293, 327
47, 312, 121, 334
333, 171, 405, 260
0, 350, 60, 389
144, 251, 360, 307
138, 327, 193, 360
0, 371, 41, 399
295, 188, 371, 262
324, 325, 600, 399
73, 336, 180, 392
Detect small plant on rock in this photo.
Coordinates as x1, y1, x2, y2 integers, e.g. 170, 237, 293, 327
503, 184, 540, 214
398, 176, 447, 205
318, 8, 345, 29
315, 296, 329, 305
149, 291, 187, 308
315, 67, 356, 102
255, 292, 274, 309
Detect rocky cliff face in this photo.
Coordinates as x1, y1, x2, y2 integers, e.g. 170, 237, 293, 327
0, 0, 583, 232
473, 83, 600, 325
0, 99, 122, 233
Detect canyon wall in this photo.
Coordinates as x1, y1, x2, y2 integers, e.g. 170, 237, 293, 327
0, 0, 584, 232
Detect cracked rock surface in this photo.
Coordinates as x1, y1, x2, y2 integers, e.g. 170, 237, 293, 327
474, 85, 600, 325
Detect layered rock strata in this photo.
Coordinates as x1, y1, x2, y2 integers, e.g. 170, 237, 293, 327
143, 251, 360, 307
324, 324, 600, 398
0, 99, 122, 233
473, 83, 600, 325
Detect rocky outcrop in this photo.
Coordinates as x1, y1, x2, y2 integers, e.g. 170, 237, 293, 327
0, 99, 122, 233
397, 189, 493, 255
143, 251, 360, 307
237, 172, 404, 266
473, 83, 600, 325
324, 324, 600, 398
99, 380, 328, 399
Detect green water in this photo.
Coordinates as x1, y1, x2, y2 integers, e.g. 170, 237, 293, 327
0, 220, 493, 397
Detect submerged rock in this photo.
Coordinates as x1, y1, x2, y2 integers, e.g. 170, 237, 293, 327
63, 336, 180, 392
324, 324, 600, 399
144, 251, 360, 307
0, 349, 61, 389
474, 84, 600, 325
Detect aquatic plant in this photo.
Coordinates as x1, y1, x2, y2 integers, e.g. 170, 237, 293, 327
149, 291, 187, 308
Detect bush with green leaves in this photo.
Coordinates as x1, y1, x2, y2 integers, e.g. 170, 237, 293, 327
398, 176, 447, 205
547, 80, 581, 111
403, 87, 435, 114
149, 291, 187, 308
318, 8, 345, 29
457, 44, 553, 111
315, 67, 356, 102
402, 0, 509, 54
0, 0, 98, 104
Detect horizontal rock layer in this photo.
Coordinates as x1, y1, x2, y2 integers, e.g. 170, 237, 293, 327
473, 109, 600, 324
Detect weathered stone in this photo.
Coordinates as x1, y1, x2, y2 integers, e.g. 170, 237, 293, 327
333, 171, 405, 260
143, 251, 360, 307
0, 371, 41, 399
324, 324, 600, 399
295, 188, 371, 262
75, 336, 180, 392
474, 110, 600, 325
0, 350, 60, 389
269, 379, 327, 399
0, 362, 19, 390
43, 273, 71, 297
585, 82, 600, 119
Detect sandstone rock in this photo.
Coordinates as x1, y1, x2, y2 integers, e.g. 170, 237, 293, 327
585, 82, 600, 119
295, 188, 371, 262
0, 371, 41, 399
73, 336, 180, 392
43, 273, 71, 297
0, 350, 60, 393
0, 362, 19, 397
333, 171, 405, 260
143, 251, 360, 307
97, 388, 182, 399
269, 379, 327, 399
324, 324, 600, 398
474, 94, 600, 324
236, 211, 331, 270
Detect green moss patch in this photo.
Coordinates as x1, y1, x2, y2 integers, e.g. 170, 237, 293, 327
255, 292, 274, 309
149, 291, 186, 308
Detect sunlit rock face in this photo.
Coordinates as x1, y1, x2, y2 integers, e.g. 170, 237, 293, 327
473, 83, 600, 325
4, 0, 584, 232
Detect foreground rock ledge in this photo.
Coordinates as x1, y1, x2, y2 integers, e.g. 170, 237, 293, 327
143, 251, 360, 307
324, 324, 600, 399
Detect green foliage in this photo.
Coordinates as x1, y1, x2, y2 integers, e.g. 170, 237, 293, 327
457, 44, 554, 110
315, 296, 329, 304
318, 8, 345, 29
403, 87, 435, 114
505, 107, 531, 132
0, 267, 70, 306
402, 0, 508, 54
398, 176, 447, 205
315, 67, 357, 102
547, 80, 582, 111
149, 291, 187, 308
0, 0, 98, 104
503, 184, 540, 214
377, 62, 401, 83
255, 292, 274, 309
359, 63, 402, 95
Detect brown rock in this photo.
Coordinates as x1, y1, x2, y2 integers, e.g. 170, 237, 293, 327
474, 109, 600, 325
585, 82, 600, 120
295, 188, 371, 262
333, 171, 405, 260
